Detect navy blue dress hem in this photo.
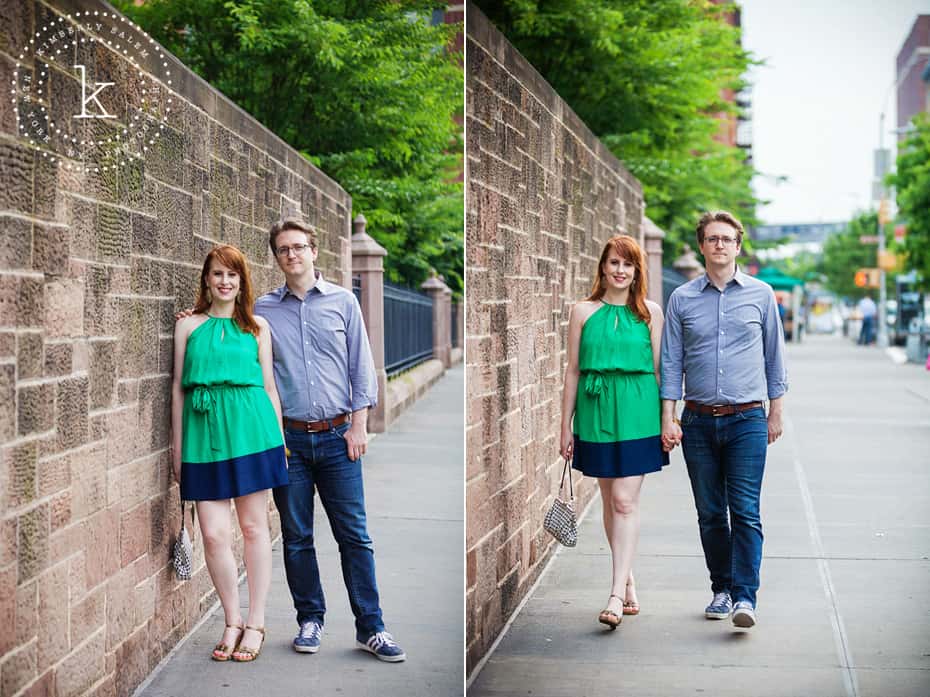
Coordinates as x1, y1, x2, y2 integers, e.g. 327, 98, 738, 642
572, 434, 669, 478
180, 445, 289, 501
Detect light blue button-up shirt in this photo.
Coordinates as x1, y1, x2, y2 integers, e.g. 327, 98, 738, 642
254, 273, 378, 421
660, 270, 788, 404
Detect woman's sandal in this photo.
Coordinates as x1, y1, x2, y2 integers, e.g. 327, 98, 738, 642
231, 625, 266, 662
623, 582, 640, 615
598, 594, 623, 630
212, 624, 244, 661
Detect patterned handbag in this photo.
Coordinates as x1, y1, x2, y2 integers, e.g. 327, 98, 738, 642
543, 458, 577, 547
172, 502, 195, 581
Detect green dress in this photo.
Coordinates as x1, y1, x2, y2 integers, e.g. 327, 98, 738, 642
179, 316, 288, 500
572, 303, 668, 477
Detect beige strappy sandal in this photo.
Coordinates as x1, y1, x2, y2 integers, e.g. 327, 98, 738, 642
231, 625, 266, 662
212, 624, 244, 661
598, 594, 622, 629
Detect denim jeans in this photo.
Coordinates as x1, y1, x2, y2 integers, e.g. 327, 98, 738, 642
681, 406, 768, 606
272, 421, 384, 639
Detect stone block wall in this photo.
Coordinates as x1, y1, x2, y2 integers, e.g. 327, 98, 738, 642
0, 1, 351, 696
465, 4, 645, 673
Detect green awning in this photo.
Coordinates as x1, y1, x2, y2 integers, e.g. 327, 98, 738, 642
754, 267, 805, 291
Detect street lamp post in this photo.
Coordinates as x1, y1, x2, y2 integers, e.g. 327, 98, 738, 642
876, 110, 889, 349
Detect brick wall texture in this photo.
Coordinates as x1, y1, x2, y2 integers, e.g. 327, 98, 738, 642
465, 4, 645, 674
0, 1, 351, 696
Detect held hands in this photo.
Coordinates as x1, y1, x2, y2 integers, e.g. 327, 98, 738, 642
661, 418, 682, 452
343, 421, 368, 462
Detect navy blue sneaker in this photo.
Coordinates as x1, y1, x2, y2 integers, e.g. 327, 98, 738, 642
356, 631, 406, 662
705, 592, 732, 619
293, 620, 323, 653
732, 601, 756, 628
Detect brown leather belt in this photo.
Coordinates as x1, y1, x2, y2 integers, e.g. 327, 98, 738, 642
684, 401, 764, 417
283, 414, 350, 433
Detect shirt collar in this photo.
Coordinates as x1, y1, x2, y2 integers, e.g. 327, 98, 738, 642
699, 266, 748, 291
277, 270, 335, 301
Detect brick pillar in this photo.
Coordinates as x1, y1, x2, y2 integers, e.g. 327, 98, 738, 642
350, 214, 389, 433
673, 245, 705, 281
643, 216, 665, 307
421, 274, 452, 368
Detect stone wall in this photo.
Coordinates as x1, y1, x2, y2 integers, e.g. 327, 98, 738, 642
0, 1, 351, 696
465, 4, 646, 674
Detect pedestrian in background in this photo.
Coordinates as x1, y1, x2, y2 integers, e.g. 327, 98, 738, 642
660, 211, 788, 629
857, 294, 877, 345
171, 245, 289, 662
559, 234, 668, 629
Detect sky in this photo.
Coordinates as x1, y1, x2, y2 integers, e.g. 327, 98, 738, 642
739, 0, 930, 225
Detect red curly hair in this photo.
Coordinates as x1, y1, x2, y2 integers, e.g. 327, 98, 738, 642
586, 234, 651, 326
193, 245, 260, 336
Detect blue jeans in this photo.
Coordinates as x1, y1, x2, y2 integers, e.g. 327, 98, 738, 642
681, 406, 768, 607
272, 421, 384, 639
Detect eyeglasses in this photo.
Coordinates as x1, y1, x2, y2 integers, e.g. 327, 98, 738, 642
275, 243, 312, 257
704, 235, 739, 247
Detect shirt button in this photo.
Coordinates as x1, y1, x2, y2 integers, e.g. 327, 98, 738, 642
310, 381, 314, 385
719, 369, 723, 374
312, 401, 316, 405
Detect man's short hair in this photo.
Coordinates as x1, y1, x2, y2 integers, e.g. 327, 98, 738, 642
268, 218, 317, 253
696, 210, 745, 245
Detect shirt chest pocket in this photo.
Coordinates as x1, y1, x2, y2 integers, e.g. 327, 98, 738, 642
729, 305, 763, 340
315, 322, 347, 353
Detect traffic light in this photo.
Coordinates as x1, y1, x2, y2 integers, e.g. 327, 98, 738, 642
854, 268, 880, 288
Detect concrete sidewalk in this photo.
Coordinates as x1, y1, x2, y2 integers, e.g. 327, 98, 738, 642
468, 335, 930, 697
137, 364, 464, 697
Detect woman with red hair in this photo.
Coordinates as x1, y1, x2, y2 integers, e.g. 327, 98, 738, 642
559, 234, 668, 629
170, 245, 288, 662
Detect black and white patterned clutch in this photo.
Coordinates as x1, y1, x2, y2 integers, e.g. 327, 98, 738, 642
543, 458, 577, 547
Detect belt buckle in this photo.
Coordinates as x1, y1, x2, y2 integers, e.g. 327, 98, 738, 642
711, 405, 724, 417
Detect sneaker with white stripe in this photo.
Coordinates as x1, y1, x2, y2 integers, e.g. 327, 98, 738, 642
357, 631, 406, 662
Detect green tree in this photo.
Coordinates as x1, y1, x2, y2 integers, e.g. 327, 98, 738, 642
819, 211, 889, 299
473, 0, 759, 258
888, 112, 930, 289
115, 0, 463, 295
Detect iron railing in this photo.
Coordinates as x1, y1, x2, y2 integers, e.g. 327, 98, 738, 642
450, 302, 459, 348
383, 281, 433, 376
352, 275, 362, 305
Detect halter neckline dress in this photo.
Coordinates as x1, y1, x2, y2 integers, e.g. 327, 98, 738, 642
572, 303, 668, 477
180, 316, 288, 500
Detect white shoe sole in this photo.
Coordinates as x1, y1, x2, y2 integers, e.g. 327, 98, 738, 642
356, 641, 406, 662
293, 643, 320, 654
705, 609, 730, 620
732, 610, 756, 628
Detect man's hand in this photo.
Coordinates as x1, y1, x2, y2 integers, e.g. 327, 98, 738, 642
174, 307, 194, 321
170, 447, 181, 484
661, 418, 682, 452
767, 410, 783, 444
343, 421, 368, 462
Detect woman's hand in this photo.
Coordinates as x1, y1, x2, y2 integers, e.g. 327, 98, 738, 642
559, 424, 574, 460
171, 446, 181, 484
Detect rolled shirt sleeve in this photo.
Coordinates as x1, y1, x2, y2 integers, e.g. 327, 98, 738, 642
660, 292, 685, 401
762, 288, 789, 400
346, 294, 378, 411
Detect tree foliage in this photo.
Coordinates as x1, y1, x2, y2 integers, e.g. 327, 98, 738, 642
474, 0, 759, 259
114, 0, 464, 295
819, 211, 890, 299
888, 112, 930, 288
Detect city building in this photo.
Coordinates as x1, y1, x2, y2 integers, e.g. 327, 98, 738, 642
896, 14, 930, 139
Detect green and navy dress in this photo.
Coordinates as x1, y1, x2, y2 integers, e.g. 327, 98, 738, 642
572, 303, 668, 478
179, 316, 288, 501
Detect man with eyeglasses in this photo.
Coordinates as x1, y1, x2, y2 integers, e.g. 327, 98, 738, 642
659, 210, 788, 630
253, 217, 406, 662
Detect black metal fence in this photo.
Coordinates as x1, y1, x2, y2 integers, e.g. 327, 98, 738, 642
383, 281, 434, 376
352, 275, 362, 305
451, 301, 458, 348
